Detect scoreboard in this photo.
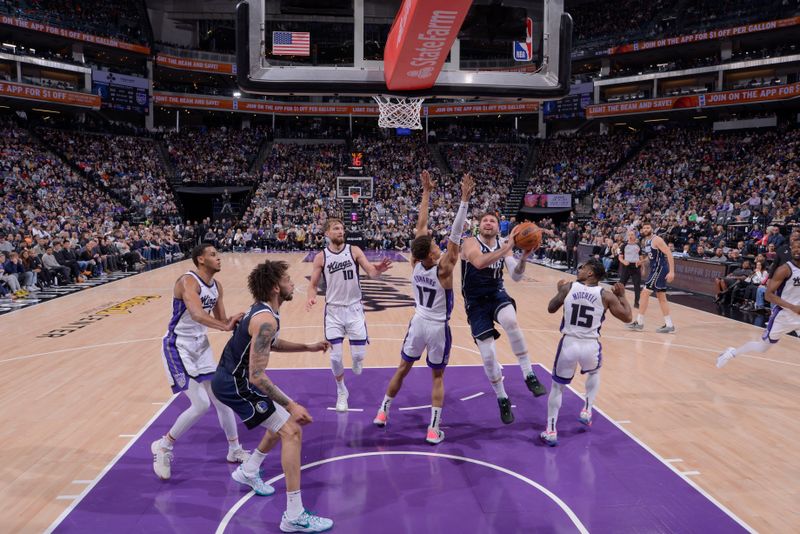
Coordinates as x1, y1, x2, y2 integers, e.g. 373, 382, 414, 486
92, 68, 149, 114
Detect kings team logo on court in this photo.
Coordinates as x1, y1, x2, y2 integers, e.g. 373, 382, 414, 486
37, 295, 161, 338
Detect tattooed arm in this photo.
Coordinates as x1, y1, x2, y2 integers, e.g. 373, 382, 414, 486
247, 313, 313, 424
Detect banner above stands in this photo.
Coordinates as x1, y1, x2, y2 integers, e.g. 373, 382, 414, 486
606, 16, 800, 56
155, 54, 236, 75
0, 15, 151, 55
0, 81, 101, 109
153, 92, 539, 117
585, 82, 800, 118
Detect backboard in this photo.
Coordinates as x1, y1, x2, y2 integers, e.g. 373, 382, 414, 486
337, 176, 374, 200
236, 0, 572, 100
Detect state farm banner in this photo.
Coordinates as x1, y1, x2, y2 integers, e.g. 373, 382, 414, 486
607, 16, 800, 56
153, 92, 539, 117
155, 54, 236, 75
0, 15, 150, 55
585, 83, 800, 118
0, 81, 101, 109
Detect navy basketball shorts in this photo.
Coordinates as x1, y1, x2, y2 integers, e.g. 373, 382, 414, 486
645, 264, 669, 292
211, 367, 288, 431
464, 290, 517, 341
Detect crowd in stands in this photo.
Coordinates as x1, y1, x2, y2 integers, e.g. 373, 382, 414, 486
0, 118, 188, 300
164, 126, 268, 185
0, 0, 149, 45
37, 128, 180, 221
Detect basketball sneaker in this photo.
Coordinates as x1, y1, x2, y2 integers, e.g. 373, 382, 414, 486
539, 430, 558, 447
231, 465, 275, 496
150, 439, 173, 480
425, 427, 445, 445
373, 410, 388, 427
226, 447, 251, 463
655, 325, 675, 334
498, 397, 514, 424
352, 359, 363, 375
279, 510, 334, 533
525, 373, 547, 397
578, 409, 592, 427
716, 347, 736, 368
335, 390, 349, 412
626, 322, 643, 331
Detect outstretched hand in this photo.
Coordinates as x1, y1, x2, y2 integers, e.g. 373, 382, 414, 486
421, 169, 435, 192
460, 173, 475, 201
375, 257, 393, 273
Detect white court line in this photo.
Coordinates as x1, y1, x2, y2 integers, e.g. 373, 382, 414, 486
44, 394, 179, 534
55, 495, 81, 500
71, 480, 92, 485
616, 420, 632, 424
325, 407, 364, 412
459, 392, 485, 401
538, 360, 756, 533
118, 434, 136, 438
398, 404, 432, 411
214, 451, 589, 534
664, 458, 684, 463
151, 402, 166, 405
682, 471, 702, 476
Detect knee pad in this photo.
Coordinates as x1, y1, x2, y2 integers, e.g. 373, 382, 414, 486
497, 306, 527, 355
476, 338, 502, 382
350, 342, 366, 363
329, 342, 344, 376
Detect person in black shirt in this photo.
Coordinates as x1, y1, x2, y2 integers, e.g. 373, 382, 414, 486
565, 221, 580, 273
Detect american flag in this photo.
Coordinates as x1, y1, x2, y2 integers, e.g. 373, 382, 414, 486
272, 31, 310, 56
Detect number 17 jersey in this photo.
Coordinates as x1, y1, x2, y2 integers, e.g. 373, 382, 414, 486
561, 281, 606, 339
412, 262, 454, 322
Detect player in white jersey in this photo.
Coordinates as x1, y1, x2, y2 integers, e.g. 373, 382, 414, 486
373, 170, 474, 444
151, 244, 247, 480
540, 258, 632, 446
717, 237, 800, 368
306, 218, 392, 411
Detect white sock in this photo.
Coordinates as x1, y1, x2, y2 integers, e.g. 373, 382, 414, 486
159, 435, 174, 450
547, 383, 564, 433
517, 355, 533, 378
491, 378, 508, 399
664, 315, 673, 328
242, 449, 266, 477
584, 372, 600, 414
286, 490, 304, 520
228, 439, 242, 452
430, 407, 442, 430
336, 379, 347, 394
380, 394, 393, 413
637, 314, 645, 325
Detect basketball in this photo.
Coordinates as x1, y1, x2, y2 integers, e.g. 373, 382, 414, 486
514, 222, 542, 251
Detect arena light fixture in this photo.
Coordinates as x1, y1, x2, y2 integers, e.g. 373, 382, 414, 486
32, 108, 60, 113
693, 115, 707, 119
233, 91, 242, 98
643, 118, 668, 123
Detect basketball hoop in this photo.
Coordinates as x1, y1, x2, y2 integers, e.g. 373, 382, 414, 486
350, 192, 360, 205
372, 95, 425, 130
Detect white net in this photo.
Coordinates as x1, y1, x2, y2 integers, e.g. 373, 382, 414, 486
372, 95, 425, 129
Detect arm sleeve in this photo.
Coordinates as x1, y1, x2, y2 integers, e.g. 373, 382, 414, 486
448, 201, 470, 245
505, 255, 524, 282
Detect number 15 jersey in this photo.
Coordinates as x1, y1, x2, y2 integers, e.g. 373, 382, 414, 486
412, 262, 454, 322
561, 281, 606, 339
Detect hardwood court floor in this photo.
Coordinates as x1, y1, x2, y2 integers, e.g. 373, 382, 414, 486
0, 252, 797, 533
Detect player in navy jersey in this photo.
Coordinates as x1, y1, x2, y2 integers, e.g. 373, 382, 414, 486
374, 170, 474, 444
460, 213, 547, 425
628, 222, 676, 333
212, 261, 333, 532
541, 258, 632, 446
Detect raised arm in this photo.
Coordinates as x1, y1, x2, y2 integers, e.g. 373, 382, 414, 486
177, 275, 235, 331
603, 282, 633, 323
439, 173, 475, 277
352, 245, 392, 278
548, 280, 572, 314
462, 228, 516, 271
415, 170, 434, 239
766, 264, 800, 314
305, 251, 325, 311
248, 313, 313, 424
272, 337, 331, 353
